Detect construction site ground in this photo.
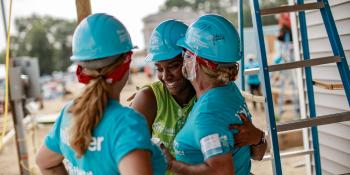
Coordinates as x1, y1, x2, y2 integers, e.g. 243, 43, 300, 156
0, 73, 307, 175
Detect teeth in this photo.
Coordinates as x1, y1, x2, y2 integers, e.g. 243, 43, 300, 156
166, 82, 176, 87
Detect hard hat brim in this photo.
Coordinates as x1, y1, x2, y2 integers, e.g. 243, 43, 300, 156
176, 37, 194, 54
70, 45, 137, 62
145, 49, 182, 62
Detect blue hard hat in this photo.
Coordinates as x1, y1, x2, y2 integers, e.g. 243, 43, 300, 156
177, 14, 241, 63
71, 13, 134, 61
145, 19, 188, 62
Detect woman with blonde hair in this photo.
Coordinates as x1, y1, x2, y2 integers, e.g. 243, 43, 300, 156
132, 19, 266, 175
36, 13, 166, 175
161, 14, 263, 175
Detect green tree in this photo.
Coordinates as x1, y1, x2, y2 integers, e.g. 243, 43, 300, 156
10, 15, 76, 75
0, 50, 5, 64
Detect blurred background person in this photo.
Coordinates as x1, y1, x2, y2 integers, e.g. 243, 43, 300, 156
245, 54, 262, 110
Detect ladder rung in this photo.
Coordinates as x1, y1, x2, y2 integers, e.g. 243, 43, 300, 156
244, 56, 340, 75
241, 91, 265, 103
244, 67, 259, 75
277, 111, 350, 132
313, 80, 343, 90
263, 149, 314, 160
269, 56, 340, 72
260, 2, 324, 16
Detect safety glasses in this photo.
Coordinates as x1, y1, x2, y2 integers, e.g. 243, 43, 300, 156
182, 49, 218, 71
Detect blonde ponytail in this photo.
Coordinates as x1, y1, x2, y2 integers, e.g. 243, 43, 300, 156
69, 58, 124, 158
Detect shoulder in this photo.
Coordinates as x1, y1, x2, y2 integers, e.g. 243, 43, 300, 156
134, 86, 156, 104
131, 86, 157, 128
56, 101, 75, 124
109, 104, 149, 129
132, 86, 157, 114
149, 81, 163, 90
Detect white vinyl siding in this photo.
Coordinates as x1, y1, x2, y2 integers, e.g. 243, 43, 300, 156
301, 0, 350, 174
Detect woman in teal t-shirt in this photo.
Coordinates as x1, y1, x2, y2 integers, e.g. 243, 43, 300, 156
36, 13, 166, 175
131, 19, 267, 175
161, 14, 258, 175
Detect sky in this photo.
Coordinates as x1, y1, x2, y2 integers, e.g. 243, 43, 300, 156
0, 0, 165, 51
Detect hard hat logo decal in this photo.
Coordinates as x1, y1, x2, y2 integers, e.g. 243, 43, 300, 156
208, 34, 225, 46
150, 33, 163, 51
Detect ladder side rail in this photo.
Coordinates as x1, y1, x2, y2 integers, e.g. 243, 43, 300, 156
318, 0, 350, 105
297, 0, 322, 174
250, 0, 282, 174
239, 0, 245, 90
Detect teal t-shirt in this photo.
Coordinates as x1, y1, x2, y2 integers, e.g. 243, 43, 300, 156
45, 100, 167, 175
245, 61, 260, 85
174, 82, 252, 175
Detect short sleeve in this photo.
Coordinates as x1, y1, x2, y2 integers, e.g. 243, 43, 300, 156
113, 110, 153, 165
44, 105, 68, 154
194, 112, 233, 160
150, 144, 167, 175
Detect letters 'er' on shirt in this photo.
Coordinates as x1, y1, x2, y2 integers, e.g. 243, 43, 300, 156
174, 82, 252, 175
45, 100, 167, 175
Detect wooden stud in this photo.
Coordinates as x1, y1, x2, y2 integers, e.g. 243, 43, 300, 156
261, 2, 324, 16
75, 0, 91, 24
313, 80, 343, 90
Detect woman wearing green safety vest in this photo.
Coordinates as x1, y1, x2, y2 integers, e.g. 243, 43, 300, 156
131, 18, 266, 175
36, 13, 166, 175
158, 14, 256, 175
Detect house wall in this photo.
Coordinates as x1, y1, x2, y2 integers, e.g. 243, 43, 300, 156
302, 0, 350, 174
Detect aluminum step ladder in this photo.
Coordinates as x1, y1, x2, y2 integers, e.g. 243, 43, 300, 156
247, 0, 350, 174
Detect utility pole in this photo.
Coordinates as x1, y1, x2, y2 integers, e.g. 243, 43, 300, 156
1, 0, 30, 174
75, 0, 91, 24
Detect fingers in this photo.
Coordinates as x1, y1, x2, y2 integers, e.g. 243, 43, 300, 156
229, 124, 240, 130
160, 143, 165, 150
126, 93, 136, 102
160, 143, 170, 155
239, 113, 250, 123
235, 143, 244, 147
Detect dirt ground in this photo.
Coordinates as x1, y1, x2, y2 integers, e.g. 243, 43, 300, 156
0, 73, 307, 175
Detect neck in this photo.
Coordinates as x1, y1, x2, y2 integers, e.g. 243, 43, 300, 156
172, 83, 196, 107
192, 75, 217, 99
110, 95, 120, 102
110, 83, 124, 102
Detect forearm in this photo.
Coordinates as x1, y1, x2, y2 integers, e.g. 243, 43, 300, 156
170, 160, 217, 175
169, 160, 234, 175
251, 141, 267, 161
39, 163, 68, 175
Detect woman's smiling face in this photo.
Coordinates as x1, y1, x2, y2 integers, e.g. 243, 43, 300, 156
155, 55, 192, 96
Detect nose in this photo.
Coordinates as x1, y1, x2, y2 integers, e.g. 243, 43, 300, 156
162, 69, 172, 81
